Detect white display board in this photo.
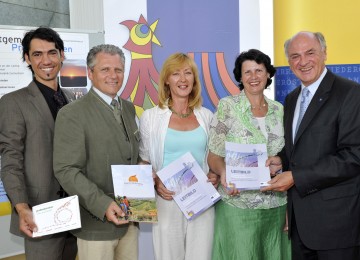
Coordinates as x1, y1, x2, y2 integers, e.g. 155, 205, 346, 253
0, 26, 96, 98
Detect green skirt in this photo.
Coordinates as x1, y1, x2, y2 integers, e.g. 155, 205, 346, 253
212, 201, 291, 260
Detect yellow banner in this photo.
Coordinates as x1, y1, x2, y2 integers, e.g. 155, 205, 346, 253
0, 201, 11, 216
274, 0, 360, 66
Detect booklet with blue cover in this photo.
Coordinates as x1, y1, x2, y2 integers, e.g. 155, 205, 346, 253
157, 152, 221, 220
225, 142, 270, 190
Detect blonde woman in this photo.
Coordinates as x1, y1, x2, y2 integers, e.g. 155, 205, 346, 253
139, 53, 216, 260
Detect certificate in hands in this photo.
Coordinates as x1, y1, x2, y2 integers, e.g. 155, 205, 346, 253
111, 165, 157, 223
32, 195, 81, 237
225, 142, 270, 190
157, 152, 221, 220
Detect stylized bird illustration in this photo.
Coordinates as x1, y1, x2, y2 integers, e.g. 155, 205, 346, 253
120, 15, 239, 115
120, 15, 160, 116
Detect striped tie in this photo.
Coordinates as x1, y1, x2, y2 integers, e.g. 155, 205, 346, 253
295, 88, 311, 134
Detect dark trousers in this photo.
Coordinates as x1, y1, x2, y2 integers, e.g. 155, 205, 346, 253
291, 215, 360, 260
24, 232, 77, 260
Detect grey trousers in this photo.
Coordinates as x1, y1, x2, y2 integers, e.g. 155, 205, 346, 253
24, 232, 77, 260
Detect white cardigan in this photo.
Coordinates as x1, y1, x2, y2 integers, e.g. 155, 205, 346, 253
139, 105, 213, 174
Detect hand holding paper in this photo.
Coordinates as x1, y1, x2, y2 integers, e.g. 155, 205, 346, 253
105, 201, 129, 225
155, 175, 175, 200
261, 171, 294, 192
32, 195, 81, 237
266, 156, 283, 177
15, 203, 37, 237
206, 171, 220, 188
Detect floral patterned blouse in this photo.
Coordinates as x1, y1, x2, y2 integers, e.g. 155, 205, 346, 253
209, 91, 287, 209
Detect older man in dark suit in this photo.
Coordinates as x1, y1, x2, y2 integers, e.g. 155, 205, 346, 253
0, 27, 77, 260
263, 31, 360, 259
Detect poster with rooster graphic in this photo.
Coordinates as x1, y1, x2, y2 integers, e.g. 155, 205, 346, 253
104, 0, 247, 117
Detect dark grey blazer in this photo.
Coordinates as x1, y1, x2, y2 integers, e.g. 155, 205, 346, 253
280, 70, 360, 250
0, 81, 74, 236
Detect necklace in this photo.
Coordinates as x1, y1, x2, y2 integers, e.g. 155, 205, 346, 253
251, 102, 267, 110
170, 107, 192, 118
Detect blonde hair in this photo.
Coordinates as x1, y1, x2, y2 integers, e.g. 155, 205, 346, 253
158, 53, 202, 109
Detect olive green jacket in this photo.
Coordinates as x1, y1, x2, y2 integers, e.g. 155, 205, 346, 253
53, 88, 140, 240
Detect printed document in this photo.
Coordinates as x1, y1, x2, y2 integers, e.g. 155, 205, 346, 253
32, 195, 81, 237
225, 142, 270, 190
157, 152, 221, 220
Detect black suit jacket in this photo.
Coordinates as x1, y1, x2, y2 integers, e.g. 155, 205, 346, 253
280, 70, 360, 250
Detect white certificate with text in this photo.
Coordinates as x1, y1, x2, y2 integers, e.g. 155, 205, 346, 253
225, 142, 270, 190
32, 195, 81, 237
157, 152, 221, 220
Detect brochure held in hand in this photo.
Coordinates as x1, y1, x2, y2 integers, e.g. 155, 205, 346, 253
225, 142, 270, 190
111, 164, 157, 223
156, 152, 221, 220
32, 195, 81, 237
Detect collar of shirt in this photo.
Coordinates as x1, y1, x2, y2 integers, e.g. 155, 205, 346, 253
35, 78, 61, 120
35, 78, 59, 96
292, 67, 328, 141
92, 86, 118, 107
299, 67, 328, 97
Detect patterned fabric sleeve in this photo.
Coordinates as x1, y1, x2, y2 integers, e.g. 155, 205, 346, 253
209, 98, 230, 157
